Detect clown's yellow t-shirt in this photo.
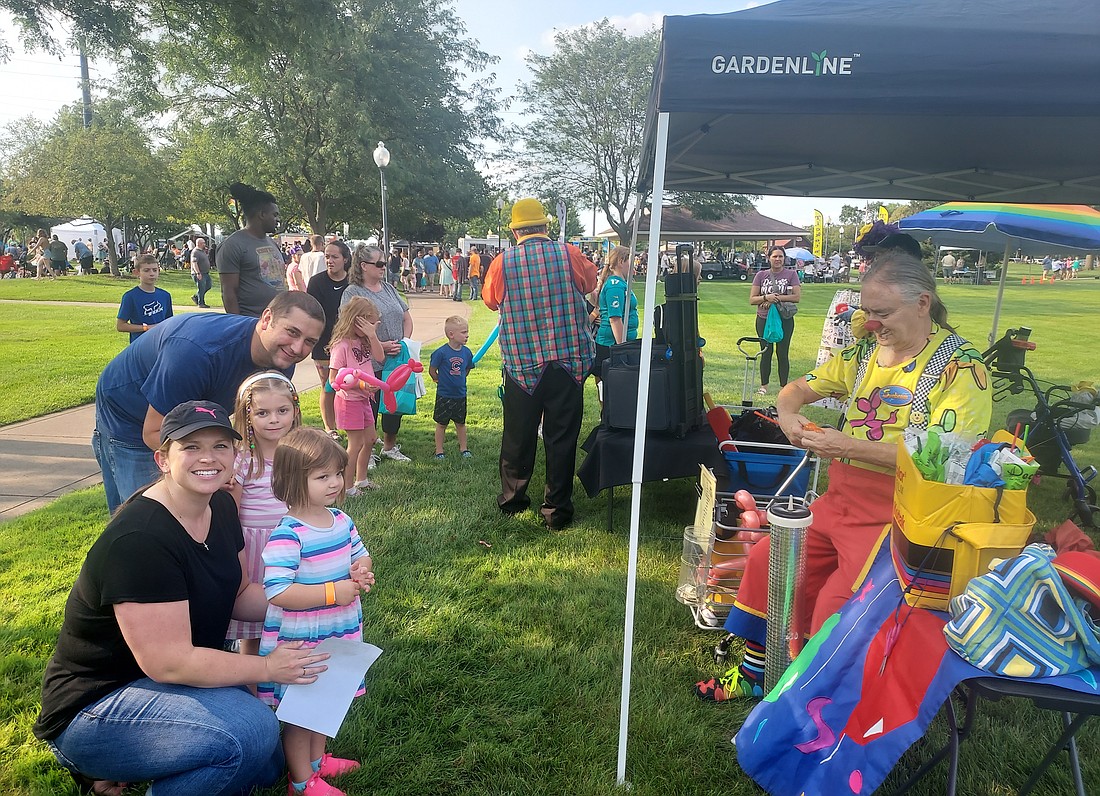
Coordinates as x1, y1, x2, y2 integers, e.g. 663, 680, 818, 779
805, 327, 991, 473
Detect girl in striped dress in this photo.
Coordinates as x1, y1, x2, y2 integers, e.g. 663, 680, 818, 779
227, 371, 301, 656
260, 427, 374, 796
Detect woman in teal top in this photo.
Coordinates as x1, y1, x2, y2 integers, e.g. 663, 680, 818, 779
591, 246, 639, 404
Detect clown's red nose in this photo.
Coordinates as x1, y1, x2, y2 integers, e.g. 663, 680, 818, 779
864, 320, 883, 331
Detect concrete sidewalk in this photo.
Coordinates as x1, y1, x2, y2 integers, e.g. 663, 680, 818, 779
0, 292, 470, 521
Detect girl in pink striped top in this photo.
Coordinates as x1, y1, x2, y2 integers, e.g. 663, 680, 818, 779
227, 371, 301, 656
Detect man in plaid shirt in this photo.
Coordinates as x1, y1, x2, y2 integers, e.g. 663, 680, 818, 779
483, 198, 596, 530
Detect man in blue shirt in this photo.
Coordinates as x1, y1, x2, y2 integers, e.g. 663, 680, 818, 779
93, 291, 325, 513
73, 239, 94, 274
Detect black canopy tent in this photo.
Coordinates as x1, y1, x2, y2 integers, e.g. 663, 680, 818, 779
640, 0, 1100, 202
613, 0, 1100, 785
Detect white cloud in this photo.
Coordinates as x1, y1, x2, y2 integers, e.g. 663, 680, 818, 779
536, 12, 663, 52
606, 12, 665, 36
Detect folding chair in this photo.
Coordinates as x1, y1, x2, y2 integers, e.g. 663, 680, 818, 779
890, 677, 1100, 796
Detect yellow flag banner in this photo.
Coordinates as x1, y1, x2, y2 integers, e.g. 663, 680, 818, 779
812, 210, 824, 257
878, 205, 890, 224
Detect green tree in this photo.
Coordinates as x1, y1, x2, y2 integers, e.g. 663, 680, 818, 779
0, 1, 141, 59
1, 104, 175, 275
137, 0, 494, 238
511, 20, 753, 244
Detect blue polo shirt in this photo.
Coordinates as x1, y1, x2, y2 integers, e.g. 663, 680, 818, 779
95, 313, 291, 445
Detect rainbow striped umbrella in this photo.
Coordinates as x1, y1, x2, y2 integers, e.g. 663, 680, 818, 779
898, 203, 1100, 342
899, 202, 1100, 255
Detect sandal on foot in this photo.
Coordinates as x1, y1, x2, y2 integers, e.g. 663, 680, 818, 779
69, 772, 128, 796
756, 386, 768, 396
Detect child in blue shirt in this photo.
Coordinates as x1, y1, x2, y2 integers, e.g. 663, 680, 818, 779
117, 255, 173, 343
429, 316, 474, 459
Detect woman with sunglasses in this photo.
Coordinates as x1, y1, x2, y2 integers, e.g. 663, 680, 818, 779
306, 240, 352, 441
343, 244, 415, 462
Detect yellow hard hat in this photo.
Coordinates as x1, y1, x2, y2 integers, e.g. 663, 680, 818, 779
509, 198, 553, 231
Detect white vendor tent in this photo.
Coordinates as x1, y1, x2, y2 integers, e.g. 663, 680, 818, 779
49, 217, 122, 254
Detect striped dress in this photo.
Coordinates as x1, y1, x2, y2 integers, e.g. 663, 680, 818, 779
226, 452, 287, 640
257, 509, 368, 707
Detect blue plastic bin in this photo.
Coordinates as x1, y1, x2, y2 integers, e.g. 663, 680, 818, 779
722, 446, 808, 497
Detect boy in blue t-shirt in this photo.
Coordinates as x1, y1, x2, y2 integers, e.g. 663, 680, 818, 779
429, 315, 474, 459
116, 254, 173, 343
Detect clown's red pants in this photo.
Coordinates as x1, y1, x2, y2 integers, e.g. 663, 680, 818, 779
723, 461, 894, 644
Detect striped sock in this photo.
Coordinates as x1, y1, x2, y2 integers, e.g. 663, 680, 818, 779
738, 639, 765, 687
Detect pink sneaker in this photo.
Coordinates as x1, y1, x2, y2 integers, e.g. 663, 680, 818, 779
318, 753, 361, 778
288, 771, 346, 796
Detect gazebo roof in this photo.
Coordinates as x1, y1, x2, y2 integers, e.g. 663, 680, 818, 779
600, 205, 808, 240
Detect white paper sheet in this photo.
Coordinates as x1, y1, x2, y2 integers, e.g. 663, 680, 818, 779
275, 638, 383, 737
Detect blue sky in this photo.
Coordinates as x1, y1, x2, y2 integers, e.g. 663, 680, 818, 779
0, 1, 872, 229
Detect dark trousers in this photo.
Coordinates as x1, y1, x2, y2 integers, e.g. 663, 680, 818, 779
755, 313, 795, 387
499, 365, 585, 528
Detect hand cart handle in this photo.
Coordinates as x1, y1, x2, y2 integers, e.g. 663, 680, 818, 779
737, 336, 765, 358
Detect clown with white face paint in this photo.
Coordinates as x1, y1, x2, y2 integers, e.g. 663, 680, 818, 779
695, 249, 992, 702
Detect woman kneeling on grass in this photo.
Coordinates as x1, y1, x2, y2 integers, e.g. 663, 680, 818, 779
33, 400, 330, 796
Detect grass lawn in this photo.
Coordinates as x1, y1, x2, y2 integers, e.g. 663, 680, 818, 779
1, 276, 1098, 795
0, 269, 222, 309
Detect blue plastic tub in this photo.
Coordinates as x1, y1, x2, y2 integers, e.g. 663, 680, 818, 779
722, 446, 808, 497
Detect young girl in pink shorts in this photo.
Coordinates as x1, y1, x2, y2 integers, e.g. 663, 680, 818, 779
328, 296, 384, 496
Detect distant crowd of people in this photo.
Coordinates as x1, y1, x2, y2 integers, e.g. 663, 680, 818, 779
1, 232, 112, 278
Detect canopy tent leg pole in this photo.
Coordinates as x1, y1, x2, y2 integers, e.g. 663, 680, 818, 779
989, 241, 1013, 344
616, 110, 669, 789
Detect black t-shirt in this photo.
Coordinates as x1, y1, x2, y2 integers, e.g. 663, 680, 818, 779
34, 492, 244, 741
388, 254, 402, 275
306, 270, 350, 360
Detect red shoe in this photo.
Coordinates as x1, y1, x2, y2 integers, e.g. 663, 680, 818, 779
318, 753, 360, 778
288, 772, 346, 796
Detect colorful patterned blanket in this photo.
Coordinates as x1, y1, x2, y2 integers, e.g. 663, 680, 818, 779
734, 538, 1100, 795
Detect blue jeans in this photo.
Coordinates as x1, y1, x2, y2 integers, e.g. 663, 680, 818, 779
92, 427, 158, 514
468, 276, 480, 301
193, 273, 212, 305
48, 679, 283, 796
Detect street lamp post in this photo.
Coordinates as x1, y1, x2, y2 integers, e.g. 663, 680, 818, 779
373, 141, 391, 255
495, 198, 504, 253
